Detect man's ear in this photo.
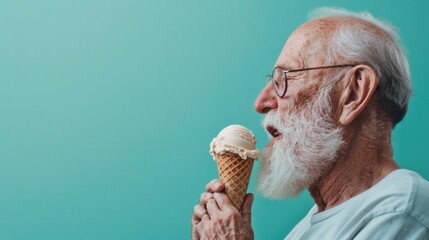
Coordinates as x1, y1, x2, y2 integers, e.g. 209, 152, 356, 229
338, 65, 379, 125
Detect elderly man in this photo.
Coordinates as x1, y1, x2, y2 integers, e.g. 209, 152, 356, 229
192, 7, 429, 239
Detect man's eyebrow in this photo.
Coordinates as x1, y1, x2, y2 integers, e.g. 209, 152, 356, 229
275, 58, 305, 70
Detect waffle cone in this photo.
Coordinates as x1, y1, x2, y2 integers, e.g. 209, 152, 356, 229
215, 153, 255, 212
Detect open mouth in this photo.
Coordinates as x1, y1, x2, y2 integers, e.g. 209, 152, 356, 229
266, 125, 281, 139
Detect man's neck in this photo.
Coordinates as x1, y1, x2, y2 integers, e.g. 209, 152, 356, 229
308, 119, 399, 212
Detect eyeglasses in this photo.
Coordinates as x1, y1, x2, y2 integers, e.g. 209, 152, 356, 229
266, 64, 356, 98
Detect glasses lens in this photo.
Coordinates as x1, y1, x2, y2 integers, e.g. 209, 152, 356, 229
273, 68, 286, 97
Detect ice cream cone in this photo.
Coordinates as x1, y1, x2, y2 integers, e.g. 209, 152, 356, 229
215, 152, 255, 212
209, 125, 259, 212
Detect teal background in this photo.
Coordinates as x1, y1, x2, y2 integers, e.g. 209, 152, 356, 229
0, 0, 427, 239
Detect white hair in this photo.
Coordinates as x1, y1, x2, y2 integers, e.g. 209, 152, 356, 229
308, 7, 412, 126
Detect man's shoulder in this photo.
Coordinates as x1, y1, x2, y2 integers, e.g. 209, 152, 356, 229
367, 169, 429, 228
382, 169, 429, 200
372, 169, 428, 194
335, 169, 429, 222
396, 169, 429, 228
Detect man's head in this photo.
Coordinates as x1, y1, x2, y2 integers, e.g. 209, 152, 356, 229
255, 7, 412, 198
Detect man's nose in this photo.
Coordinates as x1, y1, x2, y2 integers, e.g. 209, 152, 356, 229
254, 82, 278, 114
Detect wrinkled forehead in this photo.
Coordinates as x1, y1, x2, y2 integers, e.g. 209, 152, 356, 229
275, 19, 335, 69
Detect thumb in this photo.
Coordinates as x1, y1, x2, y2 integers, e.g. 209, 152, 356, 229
241, 193, 254, 226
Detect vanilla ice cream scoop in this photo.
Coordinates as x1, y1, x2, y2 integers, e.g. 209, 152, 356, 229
209, 124, 260, 160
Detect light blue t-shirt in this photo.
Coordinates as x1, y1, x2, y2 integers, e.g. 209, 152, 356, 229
285, 169, 429, 240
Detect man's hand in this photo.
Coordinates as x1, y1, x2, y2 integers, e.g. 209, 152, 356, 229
192, 179, 254, 240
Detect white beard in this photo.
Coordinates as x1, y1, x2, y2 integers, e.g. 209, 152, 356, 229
257, 84, 344, 198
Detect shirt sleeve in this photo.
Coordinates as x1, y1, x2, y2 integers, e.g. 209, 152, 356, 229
354, 212, 429, 240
